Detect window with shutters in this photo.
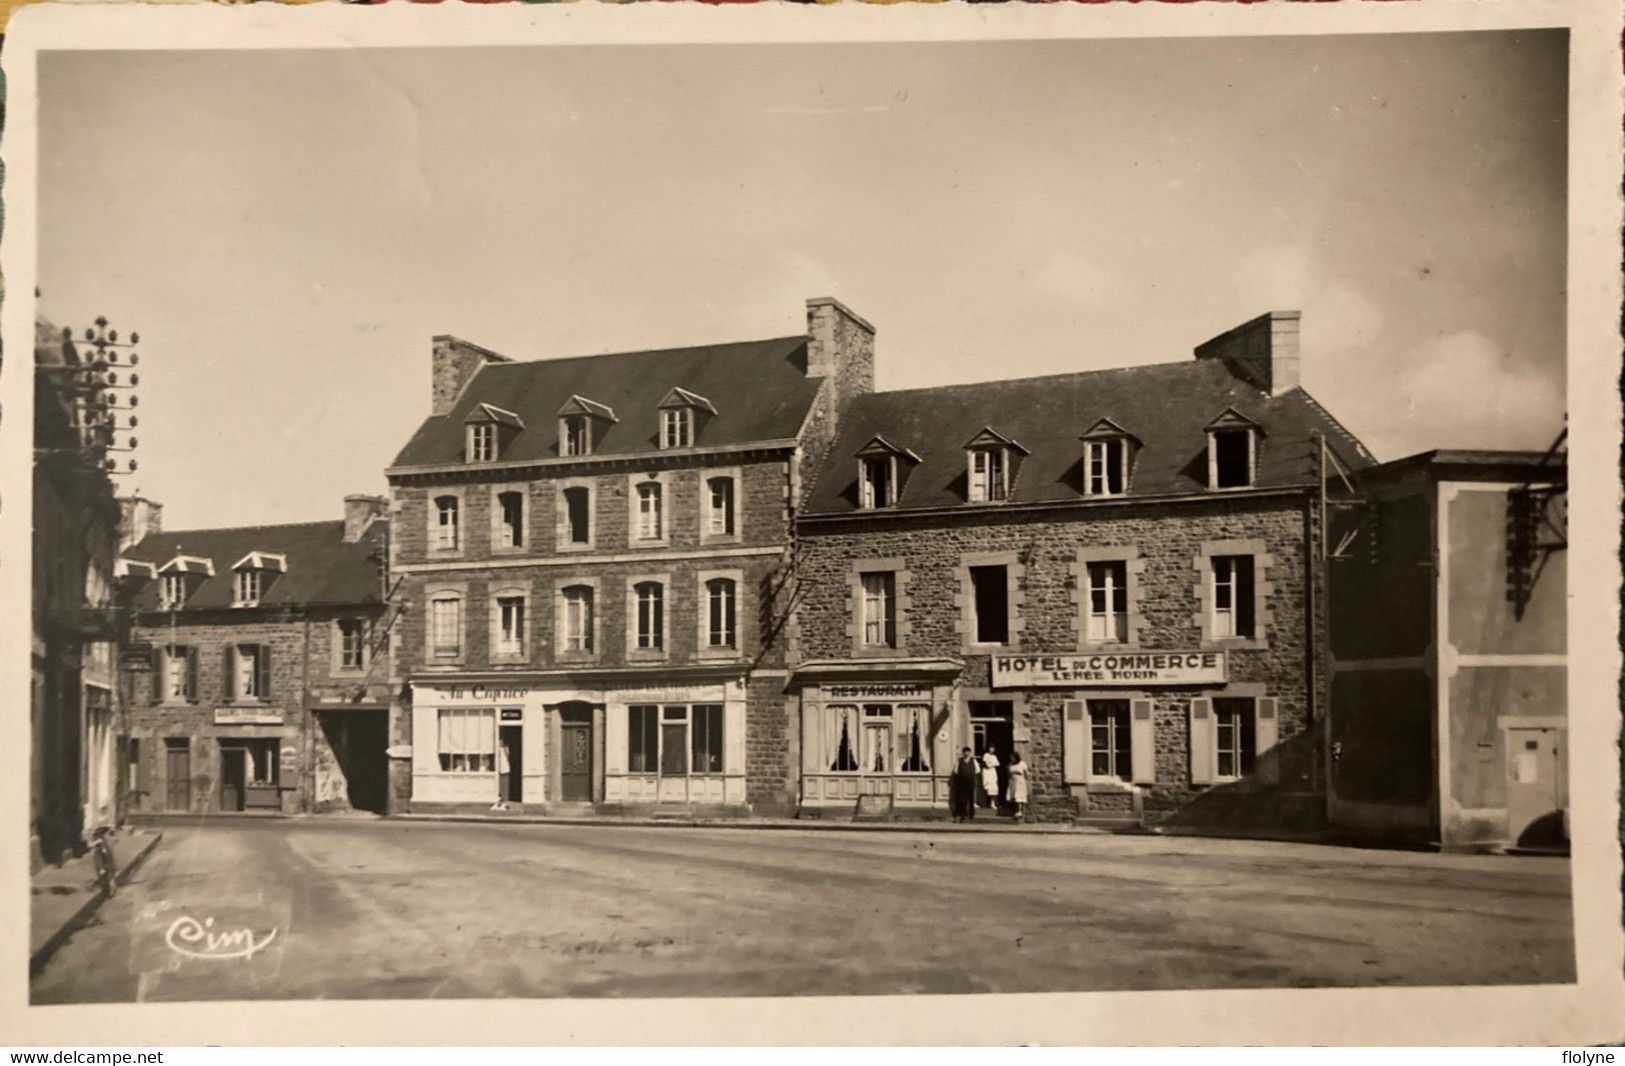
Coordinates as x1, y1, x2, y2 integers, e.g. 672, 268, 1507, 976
228, 644, 271, 702
1089, 700, 1132, 781
1214, 698, 1256, 780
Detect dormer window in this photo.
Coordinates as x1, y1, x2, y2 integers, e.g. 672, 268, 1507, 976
856, 436, 920, 510
557, 395, 617, 457
160, 574, 187, 610
1205, 409, 1260, 489
156, 554, 214, 609
657, 388, 716, 450
963, 429, 1028, 504
464, 404, 523, 464
1079, 419, 1140, 497
230, 551, 286, 607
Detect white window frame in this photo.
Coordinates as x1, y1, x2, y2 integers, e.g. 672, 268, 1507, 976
701, 470, 740, 543
627, 703, 725, 777
432, 493, 462, 553
1210, 555, 1255, 640
629, 578, 667, 656
860, 456, 896, 509
1084, 438, 1130, 496
661, 407, 693, 449
233, 569, 261, 607
1213, 697, 1257, 782
696, 568, 744, 659
860, 571, 896, 649
161, 644, 194, 703
428, 593, 464, 661
437, 708, 497, 773
560, 415, 591, 457
468, 422, 497, 463
706, 578, 735, 649
1088, 699, 1133, 782
968, 447, 1009, 503
230, 643, 268, 702
492, 590, 529, 661
159, 574, 187, 610
558, 582, 597, 656
628, 474, 671, 547
1084, 560, 1129, 643
493, 487, 526, 551
335, 617, 369, 673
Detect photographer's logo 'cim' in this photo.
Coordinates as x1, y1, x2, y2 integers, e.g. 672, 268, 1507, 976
163, 914, 278, 961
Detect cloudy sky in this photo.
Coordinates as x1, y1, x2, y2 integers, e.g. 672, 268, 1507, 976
38, 31, 1567, 530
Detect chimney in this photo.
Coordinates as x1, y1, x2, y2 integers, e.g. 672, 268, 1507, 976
343, 494, 388, 543
117, 496, 162, 551
432, 335, 512, 417
1194, 311, 1301, 397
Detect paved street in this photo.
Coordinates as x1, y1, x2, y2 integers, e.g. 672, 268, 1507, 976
32, 819, 1573, 1001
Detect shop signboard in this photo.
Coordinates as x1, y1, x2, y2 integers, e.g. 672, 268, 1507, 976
991, 651, 1226, 688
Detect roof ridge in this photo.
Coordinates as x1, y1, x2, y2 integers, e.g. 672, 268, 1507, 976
861, 358, 1217, 402
129, 518, 370, 545
470, 332, 807, 371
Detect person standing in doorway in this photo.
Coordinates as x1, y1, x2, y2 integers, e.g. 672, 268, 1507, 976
950, 747, 979, 823
495, 734, 513, 811
980, 749, 1001, 810
1007, 750, 1029, 822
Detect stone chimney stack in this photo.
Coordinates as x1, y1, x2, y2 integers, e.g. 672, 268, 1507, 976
343, 494, 388, 543
117, 496, 162, 551
1194, 311, 1301, 397
431, 335, 512, 417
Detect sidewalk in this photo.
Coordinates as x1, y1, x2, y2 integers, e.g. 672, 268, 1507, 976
399, 811, 1113, 835
30, 827, 163, 975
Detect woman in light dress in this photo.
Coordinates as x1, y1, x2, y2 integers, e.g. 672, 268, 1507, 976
1007, 750, 1029, 822
979, 749, 1001, 809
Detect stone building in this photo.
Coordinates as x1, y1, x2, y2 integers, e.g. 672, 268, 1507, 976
383, 298, 873, 816
116, 496, 393, 816
31, 317, 124, 865
790, 311, 1375, 826
1326, 444, 1567, 851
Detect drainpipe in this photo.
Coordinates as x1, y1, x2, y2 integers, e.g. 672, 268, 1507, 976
302, 615, 313, 814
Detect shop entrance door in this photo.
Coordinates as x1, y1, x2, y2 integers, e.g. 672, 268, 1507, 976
1506, 726, 1565, 848
969, 701, 1014, 809
499, 724, 523, 804
559, 703, 594, 803
219, 744, 246, 812
164, 738, 191, 812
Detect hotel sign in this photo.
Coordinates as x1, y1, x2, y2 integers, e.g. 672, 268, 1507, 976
991, 652, 1226, 688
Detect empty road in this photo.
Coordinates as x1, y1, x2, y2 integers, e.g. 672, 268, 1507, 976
32, 818, 1574, 1001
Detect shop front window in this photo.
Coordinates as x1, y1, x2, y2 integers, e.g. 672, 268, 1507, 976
627, 704, 723, 776
826, 703, 932, 774
438, 708, 496, 772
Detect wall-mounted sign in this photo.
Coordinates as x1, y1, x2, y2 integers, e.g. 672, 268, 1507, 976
214, 707, 284, 726
991, 652, 1226, 688
824, 683, 930, 700
500, 708, 522, 722
420, 684, 534, 703
386, 745, 413, 760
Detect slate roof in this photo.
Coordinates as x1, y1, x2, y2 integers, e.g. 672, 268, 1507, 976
122, 519, 387, 611
391, 336, 824, 468
802, 359, 1374, 515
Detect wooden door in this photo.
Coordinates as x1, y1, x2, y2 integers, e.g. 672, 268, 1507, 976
219, 745, 246, 812
561, 722, 593, 802
164, 739, 190, 812
1506, 727, 1564, 847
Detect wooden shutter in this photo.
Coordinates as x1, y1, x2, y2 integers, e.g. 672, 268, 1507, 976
1255, 697, 1279, 785
723, 701, 746, 777
185, 647, 199, 703
1062, 700, 1086, 784
150, 646, 163, 703
1130, 699, 1156, 785
1238, 556, 1257, 638
1189, 698, 1215, 785
801, 700, 822, 775
258, 645, 273, 701
223, 646, 236, 702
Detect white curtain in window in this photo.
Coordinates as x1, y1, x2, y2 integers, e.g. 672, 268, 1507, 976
826, 705, 858, 772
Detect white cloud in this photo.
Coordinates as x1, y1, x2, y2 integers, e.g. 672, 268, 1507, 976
1301, 282, 1385, 355
1384, 331, 1565, 453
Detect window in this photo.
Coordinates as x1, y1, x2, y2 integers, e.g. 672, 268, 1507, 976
497, 491, 525, 549
706, 578, 737, 648
828, 704, 933, 774
861, 706, 892, 773
629, 704, 723, 776
1211, 555, 1257, 639
970, 565, 1009, 644
1090, 699, 1132, 781
495, 595, 526, 656
337, 618, 368, 671
827, 706, 860, 771
434, 496, 460, 551
159, 574, 187, 610
233, 569, 261, 607
1214, 698, 1256, 779
1211, 429, 1254, 488
860, 457, 895, 509
563, 486, 591, 546
1085, 438, 1129, 496
469, 423, 496, 463
1085, 561, 1129, 643
158, 645, 197, 702
437, 708, 495, 772
969, 448, 1009, 502
707, 476, 736, 537
860, 572, 896, 648
661, 408, 692, 449
636, 482, 663, 541
228, 644, 270, 702
430, 595, 463, 658
897, 705, 932, 773
561, 415, 590, 457
634, 582, 664, 651
562, 585, 594, 652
